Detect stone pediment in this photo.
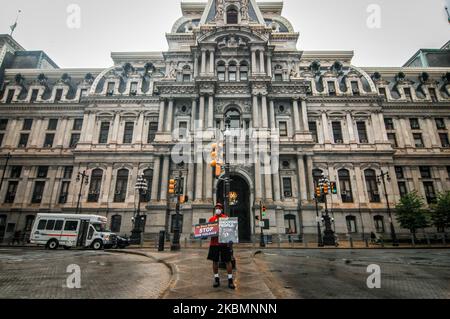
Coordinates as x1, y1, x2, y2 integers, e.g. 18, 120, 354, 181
197, 26, 269, 45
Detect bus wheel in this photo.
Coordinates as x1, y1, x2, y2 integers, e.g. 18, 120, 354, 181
46, 239, 59, 250
91, 240, 103, 250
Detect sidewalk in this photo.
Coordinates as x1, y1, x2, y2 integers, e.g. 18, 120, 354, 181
114, 248, 277, 299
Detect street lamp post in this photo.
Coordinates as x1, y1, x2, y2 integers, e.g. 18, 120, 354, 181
223, 116, 231, 217
319, 176, 336, 246
171, 171, 183, 251
131, 174, 148, 245
259, 201, 265, 248
377, 171, 399, 246
314, 196, 324, 247
0, 153, 11, 194
75, 171, 89, 214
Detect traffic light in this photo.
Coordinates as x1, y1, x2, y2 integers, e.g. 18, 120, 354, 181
323, 183, 329, 194
168, 179, 176, 194
210, 143, 218, 168
315, 187, 322, 198
262, 206, 267, 218
210, 143, 223, 177
330, 182, 338, 194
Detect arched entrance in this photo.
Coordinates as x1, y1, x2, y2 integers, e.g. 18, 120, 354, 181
216, 175, 251, 242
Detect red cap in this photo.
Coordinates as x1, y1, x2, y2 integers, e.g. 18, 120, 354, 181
215, 203, 224, 210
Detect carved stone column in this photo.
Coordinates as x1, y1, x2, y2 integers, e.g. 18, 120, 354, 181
208, 95, 214, 128
209, 50, 215, 75
292, 98, 301, 132
261, 95, 269, 128
157, 100, 165, 132
201, 49, 207, 75
252, 94, 259, 128
151, 156, 161, 201
199, 95, 205, 129
259, 50, 265, 74
166, 99, 174, 132
160, 156, 170, 201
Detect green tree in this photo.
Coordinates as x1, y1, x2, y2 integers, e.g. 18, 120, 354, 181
430, 192, 450, 232
395, 192, 429, 240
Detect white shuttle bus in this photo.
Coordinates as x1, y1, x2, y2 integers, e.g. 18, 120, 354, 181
30, 213, 114, 250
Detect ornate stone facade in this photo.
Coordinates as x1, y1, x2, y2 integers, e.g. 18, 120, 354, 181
0, 0, 449, 242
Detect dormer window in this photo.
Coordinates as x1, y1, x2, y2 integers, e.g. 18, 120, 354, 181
130, 82, 138, 96
351, 81, 360, 96
30, 89, 39, 103
328, 81, 336, 96
227, 8, 238, 24
106, 83, 115, 96
55, 89, 63, 102
6, 90, 15, 104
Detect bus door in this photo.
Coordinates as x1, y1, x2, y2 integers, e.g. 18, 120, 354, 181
77, 220, 90, 247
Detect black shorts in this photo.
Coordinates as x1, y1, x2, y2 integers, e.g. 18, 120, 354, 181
207, 245, 232, 263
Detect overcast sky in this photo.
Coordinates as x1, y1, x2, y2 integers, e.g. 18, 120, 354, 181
0, 0, 449, 68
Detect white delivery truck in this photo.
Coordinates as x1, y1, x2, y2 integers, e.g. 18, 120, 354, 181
30, 213, 114, 250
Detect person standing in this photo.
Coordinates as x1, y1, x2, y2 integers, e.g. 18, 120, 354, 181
207, 203, 236, 289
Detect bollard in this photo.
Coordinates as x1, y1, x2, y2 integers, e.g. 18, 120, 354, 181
158, 230, 165, 252
365, 238, 369, 248
184, 238, 187, 249
411, 235, 415, 247
278, 236, 281, 249
349, 237, 354, 249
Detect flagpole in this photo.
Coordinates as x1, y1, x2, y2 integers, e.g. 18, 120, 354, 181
10, 10, 21, 37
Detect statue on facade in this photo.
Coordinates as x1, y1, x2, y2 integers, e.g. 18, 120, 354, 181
289, 67, 299, 79
241, 0, 249, 20
215, 0, 224, 21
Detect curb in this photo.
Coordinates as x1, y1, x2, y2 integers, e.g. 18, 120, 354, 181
105, 249, 176, 299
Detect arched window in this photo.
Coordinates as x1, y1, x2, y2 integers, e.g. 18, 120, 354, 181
226, 8, 238, 24
338, 169, 353, 203
217, 61, 226, 81
114, 169, 129, 203
365, 169, 380, 203
346, 215, 357, 233
142, 169, 153, 202
88, 169, 103, 202
110, 215, 122, 233
240, 61, 248, 81
226, 109, 241, 129
228, 62, 237, 82
373, 215, 385, 233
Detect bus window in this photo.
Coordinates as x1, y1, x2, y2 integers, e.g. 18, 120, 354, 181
54, 220, 63, 231
64, 220, 78, 231
45, 220, 56, 230
37, 220, 47, 230
92, 223, 106, 232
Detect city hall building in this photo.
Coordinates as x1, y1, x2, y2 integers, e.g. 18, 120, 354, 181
0, 0, 449, 243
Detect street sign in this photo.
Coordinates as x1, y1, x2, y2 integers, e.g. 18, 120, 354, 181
193, 222, 219, 239
219, 217, 239, 244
